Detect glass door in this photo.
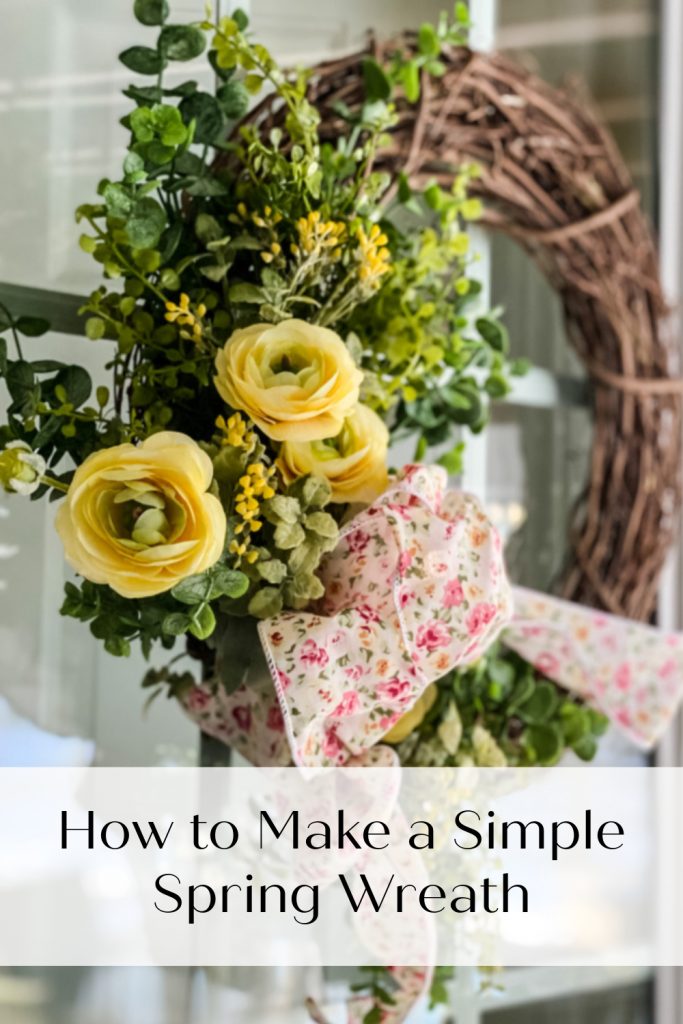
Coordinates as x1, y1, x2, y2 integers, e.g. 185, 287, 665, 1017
0, 0, 668, 1021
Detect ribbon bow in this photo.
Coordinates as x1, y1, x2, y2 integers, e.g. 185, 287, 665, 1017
184, 464, 683, 768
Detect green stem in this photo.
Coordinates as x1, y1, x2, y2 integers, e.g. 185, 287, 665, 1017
41, 474, 69, 494
0, 301, 24, 360
84, 216, 168, 305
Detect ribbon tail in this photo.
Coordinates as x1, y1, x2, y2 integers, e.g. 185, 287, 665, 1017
503, 586, 683, 749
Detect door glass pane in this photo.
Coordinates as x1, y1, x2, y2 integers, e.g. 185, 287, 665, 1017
484, 976, 653, 1024
0, 0, 212, 294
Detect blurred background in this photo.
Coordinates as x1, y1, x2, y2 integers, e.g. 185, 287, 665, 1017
0, 0, 681, 1021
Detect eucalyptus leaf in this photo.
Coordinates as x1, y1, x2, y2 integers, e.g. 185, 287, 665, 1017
158, 24, 206, 61
126, 196, 167, 248
133, 0, 169, 25
171, 572, 212, 605
119, 45, 166, 75
15, 316, 50, 337
189, 602, 216, 640
217, 80, 250, 119
179, 92, 224, 144
53, 365, 91, 407
162, 612, 193, 636
210, 565, 249, 600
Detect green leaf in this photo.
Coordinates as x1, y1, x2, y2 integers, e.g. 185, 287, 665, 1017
185, 176, 228, 197
507, 672, 536, 712
102, 181, 133, 218
104, 636, 131, 657
418, 22, 440, 57
133, 0, 169, 25
195, 212, 223, 244
589, 709, 609, 736
123, 151, 146, 177
159, 268, 180, 291
85, 317, 106, 341
54, 365, 91, 407
0, 337, 7, 376
510, 357, 531, 377
402, 61, 420, 103
15, 316, 50, 337
232, 7, 249, 30
227, 281, 263, 304
485, 373, 510, 399
274, 521, 306, 550
210, 565, 249, 600
6, 360, 35, 401
248, 587, 283, 619
303, 511, 338, 539
437, 442, 464, 475
362, 57, 391, 102
189, 602, 216, 640
486, 657, 515, 694
288, 474, 331, 509
162, 612, 193, 636
126, 197, 167, 248
216, 80, 249, 119
171, 572, 212, 605
363, 1007, 382, 1024
257, 559, 288, 585
124, 83, 163, 106
264, 495, 301, 524
455, 1, 470, 25
573, 735, 598, 762
518, 681, 559, 724
476, 315, 509, 354
284, 573, 325, 606
525, 723, 563, 765
208, 49, 236, 81
119, 45, 166, 75
179, 91, 224, 144
158, 24, 206, 61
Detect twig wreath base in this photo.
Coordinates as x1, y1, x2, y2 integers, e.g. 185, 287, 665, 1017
244, 40, 682, 622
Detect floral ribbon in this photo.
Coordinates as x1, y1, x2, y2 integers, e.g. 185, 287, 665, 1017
184, 464, 683, 768
182, 463, 683, 1024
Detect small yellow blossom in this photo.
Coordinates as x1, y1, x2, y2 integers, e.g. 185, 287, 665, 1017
215, 413, 256, 451
229, 460, 277, 566
164, 293, 205, 344
356, 223, 391, 287
296, 211, 346, 258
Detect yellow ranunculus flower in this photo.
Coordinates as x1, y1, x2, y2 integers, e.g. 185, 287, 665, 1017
55, 432, 226, 599
214, 319, 363, 442
382, 684, 438, 744
277, 403, 389, 504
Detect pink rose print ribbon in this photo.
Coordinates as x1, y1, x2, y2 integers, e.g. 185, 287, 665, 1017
183, 464, 683, 768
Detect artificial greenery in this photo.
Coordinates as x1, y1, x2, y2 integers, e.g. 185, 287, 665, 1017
0, 1, 518, 656
394, 643, 609, 767
351, 965, 455, 1023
